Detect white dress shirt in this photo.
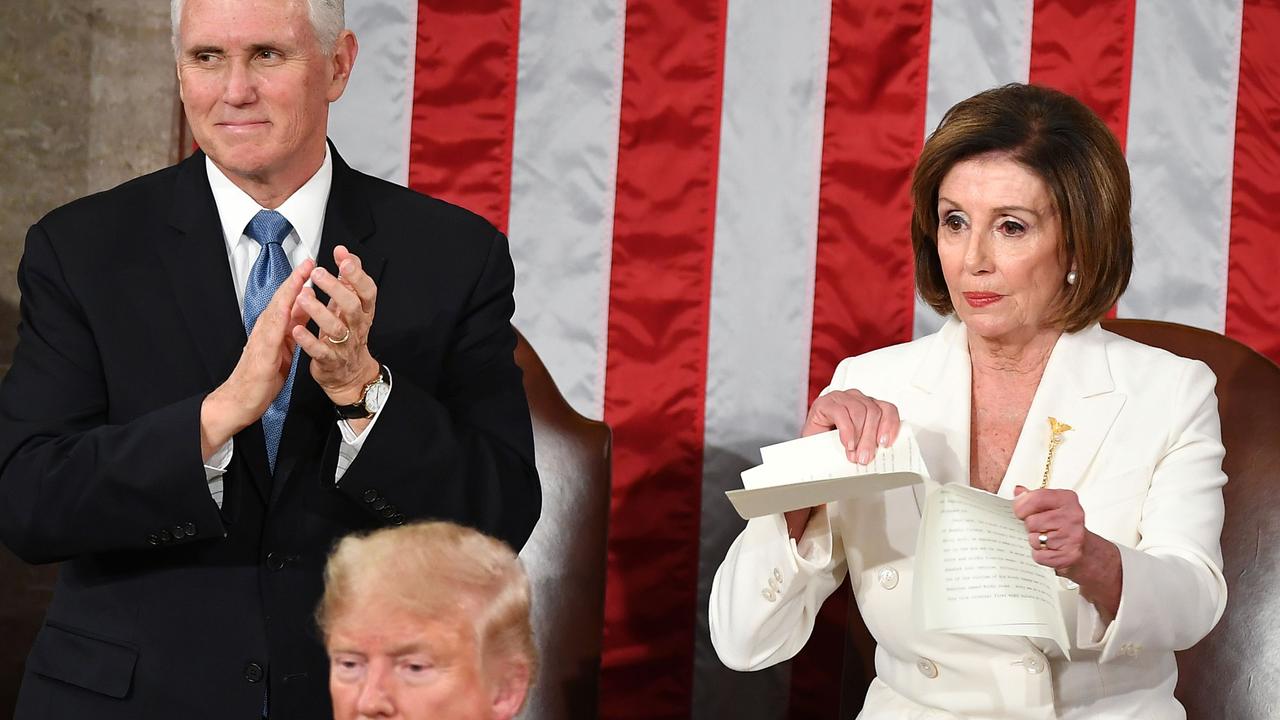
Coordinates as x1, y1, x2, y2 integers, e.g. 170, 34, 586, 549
201, 147, 389, 507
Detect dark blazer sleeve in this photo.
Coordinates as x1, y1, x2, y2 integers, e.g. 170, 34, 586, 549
329, 230, 541, 551
0, 223, 225, 563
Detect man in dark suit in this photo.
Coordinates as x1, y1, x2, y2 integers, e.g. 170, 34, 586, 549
0, 0, 540, 717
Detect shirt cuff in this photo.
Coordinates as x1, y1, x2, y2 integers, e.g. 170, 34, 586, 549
203, 439, 234, 509
334, 368, 393, 482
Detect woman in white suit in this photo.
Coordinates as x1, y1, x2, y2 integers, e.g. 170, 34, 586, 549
709, 84, 1227, 719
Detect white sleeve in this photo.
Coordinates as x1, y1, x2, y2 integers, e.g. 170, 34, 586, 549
1076, 360, 1228, 662
203, 439, 233, 510
708, 505, 847, 671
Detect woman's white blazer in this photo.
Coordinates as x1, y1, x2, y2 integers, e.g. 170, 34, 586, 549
709, 319, 1227, 719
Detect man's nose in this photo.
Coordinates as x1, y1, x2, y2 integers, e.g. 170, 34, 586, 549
355, 665, 395, 717
222, 60, 258, 105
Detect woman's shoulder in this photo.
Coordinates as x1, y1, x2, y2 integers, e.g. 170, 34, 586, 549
1096, 325, 1218, 389
825, 325, 950, 391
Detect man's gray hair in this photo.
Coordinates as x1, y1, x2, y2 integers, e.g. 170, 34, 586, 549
171, 0, 345, 56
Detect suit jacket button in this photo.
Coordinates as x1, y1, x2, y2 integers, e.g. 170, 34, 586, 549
266, 552, 285, 570
916, 657, 939, 679
878, 566, 899, 590
362, 489, 379, 503
372, 499, 387, 511
183, 522, 197, 536
172, 525, 187, 538
391, 514, 406, 525
381, 507, 396, 519
158, 529, 173, 543
146, 534, 161, 545
244, 662, 264, 683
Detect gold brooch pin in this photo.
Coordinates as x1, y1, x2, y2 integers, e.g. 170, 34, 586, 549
1039, 417, 1072, 490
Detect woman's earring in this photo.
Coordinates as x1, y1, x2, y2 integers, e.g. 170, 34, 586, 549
1066, 270, 1078, 286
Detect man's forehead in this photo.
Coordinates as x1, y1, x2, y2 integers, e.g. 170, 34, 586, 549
179, 0, 311, 46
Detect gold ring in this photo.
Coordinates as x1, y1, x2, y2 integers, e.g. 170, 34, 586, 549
326, 327, 351, 345
1037, 533, 1049, 550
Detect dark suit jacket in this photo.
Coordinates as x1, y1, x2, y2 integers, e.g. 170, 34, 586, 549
0, 145, 541, 719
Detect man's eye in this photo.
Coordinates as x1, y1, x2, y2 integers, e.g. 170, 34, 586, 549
258, 50, 281, 61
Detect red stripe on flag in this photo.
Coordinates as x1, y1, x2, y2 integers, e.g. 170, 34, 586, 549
1029, 0, 1136, 319
598, 0, 728, 717
1029, 0, 1137, 148
797, 1, 932, 717
406, 0, 521, 232
1225, 0, 1280, 364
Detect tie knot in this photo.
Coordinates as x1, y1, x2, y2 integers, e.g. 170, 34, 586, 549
245, 209, 293, 247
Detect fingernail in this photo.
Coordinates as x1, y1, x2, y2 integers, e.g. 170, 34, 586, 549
857, 450, 870, 465
341, 261, 355, 274
846, 441, 857, 453
878, 434, 889, 447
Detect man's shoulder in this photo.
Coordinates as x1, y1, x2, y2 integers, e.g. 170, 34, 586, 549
37, 161, 187, 234
343, 166, 501, 241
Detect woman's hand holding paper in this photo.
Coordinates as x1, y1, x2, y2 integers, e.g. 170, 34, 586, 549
1013, 486, 1123, 620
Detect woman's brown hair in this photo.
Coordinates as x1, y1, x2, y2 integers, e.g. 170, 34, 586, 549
911, 83, 1133, 332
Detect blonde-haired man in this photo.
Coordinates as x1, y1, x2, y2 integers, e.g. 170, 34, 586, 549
319, 522, 536, 720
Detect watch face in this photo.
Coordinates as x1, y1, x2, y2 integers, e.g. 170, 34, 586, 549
364, 381, 390, 414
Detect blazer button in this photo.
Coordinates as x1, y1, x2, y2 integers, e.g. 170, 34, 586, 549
172, 525, 187, 538
1019, 654, 1046, 675
362, 489, 379, 503
266, 552, 286, 571
372, 499, 387, 511
760, 588, 777, 603
244, 662, 264, 683
184, 522, 197, 536
391, 514, 407, 525
146, 534, 161, 545
772, 568, 783, 583
916, 657, 939, 679
158, 529, 173, 544
381, 507, 397, 519
878, 566, 899, 590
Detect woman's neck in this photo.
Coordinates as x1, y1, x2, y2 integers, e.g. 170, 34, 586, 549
968, 326, 1062, 380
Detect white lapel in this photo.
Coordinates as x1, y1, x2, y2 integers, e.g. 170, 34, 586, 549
995, 323, 1127, 499
907, 317, 974, 513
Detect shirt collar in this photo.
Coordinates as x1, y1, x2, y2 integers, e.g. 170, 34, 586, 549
205, 145, 333, 251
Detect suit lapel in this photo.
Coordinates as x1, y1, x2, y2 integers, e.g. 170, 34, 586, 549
909, 318, 973, 515
272, 144, 385, 505
160, 152, 271, 503
996, 324, 1126, 498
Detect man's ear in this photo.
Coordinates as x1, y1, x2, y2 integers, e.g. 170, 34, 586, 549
326, 30, 359, 103
488, 660, 531, 720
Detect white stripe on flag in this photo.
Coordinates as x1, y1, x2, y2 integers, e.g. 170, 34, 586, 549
913, 0, 1034, 339
506, 0, 626, 419
692, 2, 833, 718
1120, 0, 1243, 331
329, 0, 418, 185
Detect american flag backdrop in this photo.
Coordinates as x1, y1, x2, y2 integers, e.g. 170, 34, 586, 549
327, 1, 1279, 717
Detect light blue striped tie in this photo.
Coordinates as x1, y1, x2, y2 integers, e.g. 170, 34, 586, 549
243, 210, 298, 473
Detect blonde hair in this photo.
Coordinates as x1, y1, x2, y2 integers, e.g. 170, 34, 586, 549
318, 522, 537, 689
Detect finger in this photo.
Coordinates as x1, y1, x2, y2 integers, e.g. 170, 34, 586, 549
827, 397, 868, 461
875, 401, 901, 447
1012, 488, 1060, 518
292, 324, 332, 361
254, 260, 314, 334
310, 267, 365, 323
296, 286, 349, 340
853, 401, 882, 465
335, 251, 377, 314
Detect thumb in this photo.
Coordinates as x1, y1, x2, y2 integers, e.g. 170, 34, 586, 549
1013, 485, 1028, 497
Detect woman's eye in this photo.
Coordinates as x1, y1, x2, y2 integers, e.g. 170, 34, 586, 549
998, 219, 1026, 236
941, 213, 965, 232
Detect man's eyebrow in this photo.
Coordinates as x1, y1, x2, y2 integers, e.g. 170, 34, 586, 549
184, 44, 223, 56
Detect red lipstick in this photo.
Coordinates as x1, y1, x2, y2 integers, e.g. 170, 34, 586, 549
962, 292, 1002, 308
